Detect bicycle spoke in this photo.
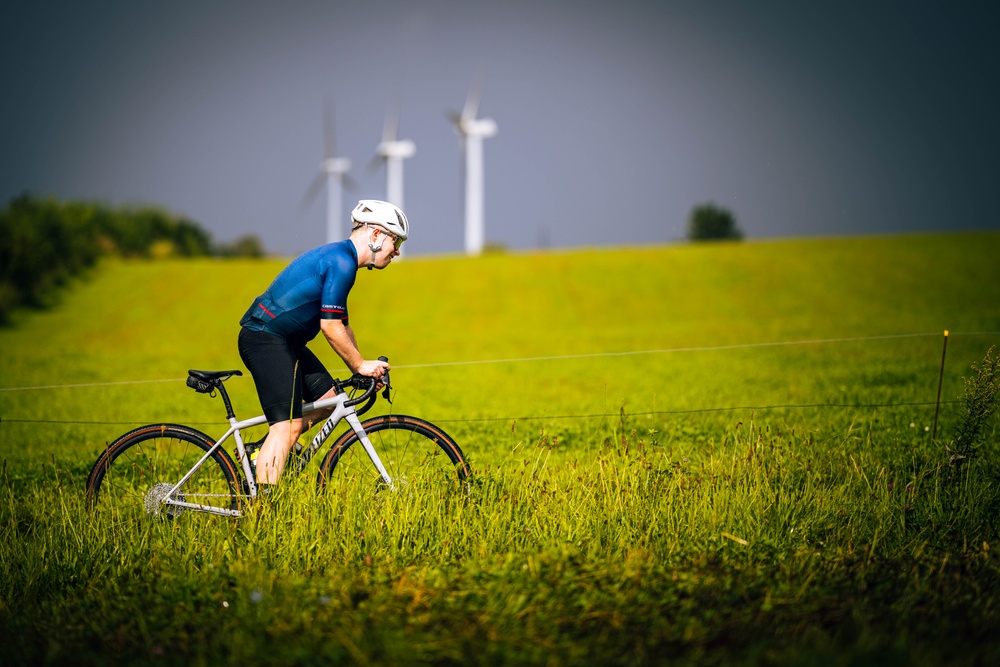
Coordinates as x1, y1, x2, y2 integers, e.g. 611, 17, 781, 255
318, 416, 469, 497
88, 426, 239, 520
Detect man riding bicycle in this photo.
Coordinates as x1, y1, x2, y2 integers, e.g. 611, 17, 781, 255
237, 200, 407, 491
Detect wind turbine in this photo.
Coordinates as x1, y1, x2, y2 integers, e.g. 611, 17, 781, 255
448, 76, 498, 256
373, 101, 416, 211
371, 100, 415, 255
302, 103, 353, 244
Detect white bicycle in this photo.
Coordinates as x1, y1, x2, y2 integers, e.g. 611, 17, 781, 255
85, 358, 470, 518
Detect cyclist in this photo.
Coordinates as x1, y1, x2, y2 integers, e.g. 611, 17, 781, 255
237, 200, 408, 491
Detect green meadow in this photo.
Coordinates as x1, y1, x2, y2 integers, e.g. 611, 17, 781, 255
1, 232, 999, 665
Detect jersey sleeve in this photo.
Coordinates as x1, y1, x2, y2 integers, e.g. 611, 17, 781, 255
319, 250, 357, 322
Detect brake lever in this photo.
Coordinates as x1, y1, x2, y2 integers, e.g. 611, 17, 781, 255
378, 355, 392, 403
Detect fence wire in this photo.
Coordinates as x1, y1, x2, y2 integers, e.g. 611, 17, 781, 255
0, 400, 966, 429
0, 330, 991, 429
3, 331, 997, 393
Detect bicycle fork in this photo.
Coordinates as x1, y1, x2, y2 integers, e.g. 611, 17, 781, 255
344, 413, 394, 488
297, 398, 394, 489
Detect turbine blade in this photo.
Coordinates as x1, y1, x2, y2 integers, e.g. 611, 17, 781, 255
446, 109, 467, 138
463, 72, 486, 120
301, 171, 326, 212
365, 153, 384, 175
383, 99, 400, 143
323, 101, 336, 159
343, 173, 359, 192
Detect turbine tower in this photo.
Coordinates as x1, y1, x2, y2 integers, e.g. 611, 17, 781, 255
449, 77, 498, 255
374, 101, 416, 211
371, 100, 415, 256
302, 103, 352, 244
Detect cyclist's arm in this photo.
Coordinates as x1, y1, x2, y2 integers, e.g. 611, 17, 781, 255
319, 319, 387, 379
344, 322, 358, 348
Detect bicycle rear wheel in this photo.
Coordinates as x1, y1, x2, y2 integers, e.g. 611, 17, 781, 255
316, 415, 470, 494
86, 424, 241, 520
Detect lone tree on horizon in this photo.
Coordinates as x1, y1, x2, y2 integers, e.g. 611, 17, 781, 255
687, 203, 743, 241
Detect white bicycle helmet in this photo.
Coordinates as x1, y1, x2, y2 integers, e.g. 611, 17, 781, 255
351, 200, 409, 241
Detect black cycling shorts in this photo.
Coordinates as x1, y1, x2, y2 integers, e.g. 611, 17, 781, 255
237, 327, 335, 425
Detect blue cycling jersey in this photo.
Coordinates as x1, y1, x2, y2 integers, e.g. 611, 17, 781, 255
240, 240, 358, 346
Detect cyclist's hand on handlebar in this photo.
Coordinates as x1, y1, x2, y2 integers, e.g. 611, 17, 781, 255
357, 358, 389, 383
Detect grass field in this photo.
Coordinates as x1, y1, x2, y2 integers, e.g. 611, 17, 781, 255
2, 232, 999, 665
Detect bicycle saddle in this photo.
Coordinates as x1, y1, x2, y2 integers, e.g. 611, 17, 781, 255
188, 369, 243, 382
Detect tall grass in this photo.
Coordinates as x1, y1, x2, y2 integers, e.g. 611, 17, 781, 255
3, 414, 997, 665
2, 233, 1000, 664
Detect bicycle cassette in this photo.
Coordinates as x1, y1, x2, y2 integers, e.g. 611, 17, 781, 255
144, 482, 185, 519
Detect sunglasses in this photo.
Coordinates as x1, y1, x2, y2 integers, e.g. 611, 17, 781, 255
383, 231, 404, 251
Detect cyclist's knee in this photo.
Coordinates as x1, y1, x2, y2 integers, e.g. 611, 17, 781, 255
267, 419, 303, 445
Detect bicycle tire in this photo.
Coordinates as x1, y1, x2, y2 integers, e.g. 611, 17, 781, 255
316, 415, 470, 494
86, 423, 241, 519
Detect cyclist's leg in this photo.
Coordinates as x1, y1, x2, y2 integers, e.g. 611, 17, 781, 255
256, 346, 336, 482
298, 345, 337, 430
239, 333, 338, 483
238, 328, 309, 483
255, 419, 302, 483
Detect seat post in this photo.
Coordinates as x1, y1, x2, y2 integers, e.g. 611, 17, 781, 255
214, 381, 237, 420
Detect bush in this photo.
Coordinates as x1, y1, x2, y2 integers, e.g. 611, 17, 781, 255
947, 346, 999, 469
0, 195, 102, 316
687, 203, 743, 241
215, 235, 266, 258
0, 193, 244, 324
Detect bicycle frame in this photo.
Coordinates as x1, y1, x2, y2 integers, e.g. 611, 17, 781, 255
160, 391, 394, 518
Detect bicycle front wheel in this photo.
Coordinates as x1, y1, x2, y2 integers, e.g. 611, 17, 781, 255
86, 424, 241, 520
316, 415, 470, 494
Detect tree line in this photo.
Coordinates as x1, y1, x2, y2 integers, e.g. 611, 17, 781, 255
0, 193, 264, 324
687, 203, 743, 241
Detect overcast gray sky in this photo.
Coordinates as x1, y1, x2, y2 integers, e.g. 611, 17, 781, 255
2, 0, 998, 256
